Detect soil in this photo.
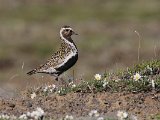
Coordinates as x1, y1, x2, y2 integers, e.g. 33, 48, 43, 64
0, 90, 160, 120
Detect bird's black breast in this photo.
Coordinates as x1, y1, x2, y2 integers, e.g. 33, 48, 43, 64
55, 53, 78, 75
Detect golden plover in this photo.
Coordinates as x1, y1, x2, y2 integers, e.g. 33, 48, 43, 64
27, 25, 78, 81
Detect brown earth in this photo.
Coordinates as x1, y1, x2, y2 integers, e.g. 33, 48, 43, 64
0, 91, 160, 120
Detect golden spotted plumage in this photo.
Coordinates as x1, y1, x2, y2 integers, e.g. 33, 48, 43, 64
27, 26, 78, 81
37, 41, 74, 72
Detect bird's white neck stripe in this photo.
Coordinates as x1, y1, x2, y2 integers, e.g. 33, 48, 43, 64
60, 28, 75, 47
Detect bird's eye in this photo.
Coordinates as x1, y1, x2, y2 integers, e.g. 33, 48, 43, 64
66, 29, 69, 32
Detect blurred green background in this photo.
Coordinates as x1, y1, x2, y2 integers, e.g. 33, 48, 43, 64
0, 0, 160, 92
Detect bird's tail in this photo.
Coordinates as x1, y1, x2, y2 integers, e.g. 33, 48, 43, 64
27, 69, 37, 75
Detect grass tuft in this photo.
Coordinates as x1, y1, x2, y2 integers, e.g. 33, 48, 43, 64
27, 60, 160, 97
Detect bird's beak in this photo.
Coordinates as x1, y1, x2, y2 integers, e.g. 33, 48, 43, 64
72, 31, 78, 35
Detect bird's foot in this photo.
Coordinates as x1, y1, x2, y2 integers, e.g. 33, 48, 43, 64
55, 77, 58, 81
51, 74, 59, 81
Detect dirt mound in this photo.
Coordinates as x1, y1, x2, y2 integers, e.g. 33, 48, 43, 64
0, 91, 159, 119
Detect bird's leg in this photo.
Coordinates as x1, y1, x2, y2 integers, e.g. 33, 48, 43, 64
55, 77, 58, 81
52, 74, 64, 87
51, 74, 58, 81
51, 74, 68, 87
51, 74, 63, 87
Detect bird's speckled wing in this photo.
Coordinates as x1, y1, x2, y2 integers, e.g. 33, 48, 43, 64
36, 42, 72, 73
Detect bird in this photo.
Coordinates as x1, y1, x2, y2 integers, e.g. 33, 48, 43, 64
27, 25, 78, 81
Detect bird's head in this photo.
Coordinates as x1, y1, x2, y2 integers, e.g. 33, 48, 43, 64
60, 25, 78, 39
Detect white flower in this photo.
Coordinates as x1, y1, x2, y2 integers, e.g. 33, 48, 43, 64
19, 114, 27, 119
1, 114, 10, 119
30, 111, 37, 117
26, 107, 44, 119
69, 81, 74, 85
133, 73, 141, 81
130, 115, 138, 120
36, 107, 44, 116
43, 86, 48, 92
5, 115, 10, 119
147, 65, 152, 71
31, 92, 36, 99
117, 110, 128, 120
30, 111, 39, 118
49, 88, 53, 92
64, 115, 74, 120
48, 85, 52, 88
103, 80, 108, 88
94, 112, 100, 117
10, 115, 17, 119
97, 117, 104, 120
58, 90, 61, 93
43, 84, 56, 93
72, 84, 76, 88
94, 74, 102, 80
89, 110, 99, 117
27, 112, 31, 116
151, 80, 155, 89
51, 84, 56, 89
44, 88, 47, 92
115, 79, 120, 82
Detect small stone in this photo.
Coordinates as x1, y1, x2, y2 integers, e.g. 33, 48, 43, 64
26, 102, 32, 107
104, 102, 111, 107
8, 103, 15, 108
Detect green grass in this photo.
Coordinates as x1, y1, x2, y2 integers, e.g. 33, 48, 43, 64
121, 60, 160, 79
150, 114, 160, 120
56, 60, 160, 95
29, 60, 160, 96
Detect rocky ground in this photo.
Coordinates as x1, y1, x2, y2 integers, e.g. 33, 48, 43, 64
0, 90, 160, 120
